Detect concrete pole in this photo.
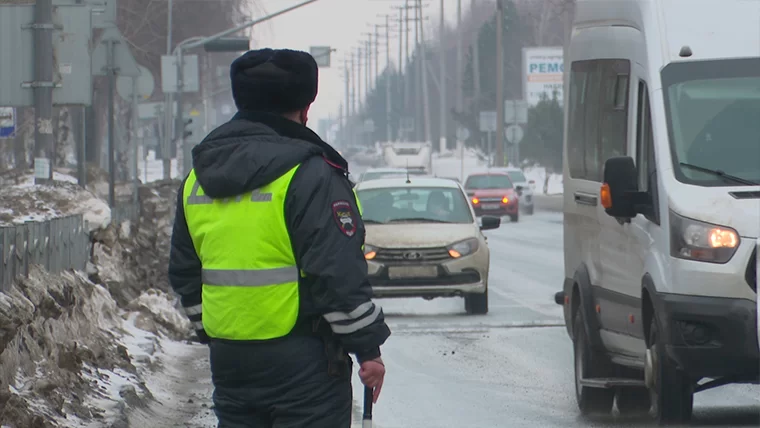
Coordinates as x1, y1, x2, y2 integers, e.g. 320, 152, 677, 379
472, 0, 481, 106
385, 15, 392, 142
163, 0, 174, 180
417, 0, 432, 144
404, 0, 410, 113
374, 24, 380, 84
495, 0, 505, 167
107, 40, 116, 207
398, 8, 403, 74
131, 77, 139, 205
33, 0, 54, 183
357, 47, 363, 112
351, 52, 359, 119
456, 0, 463, 116
438, 0, 447, 152
366, 38, 371, 93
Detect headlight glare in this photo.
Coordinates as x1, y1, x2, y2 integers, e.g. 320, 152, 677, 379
670, 211, 739, 263
364, 244, 377, 260
447, 238, 479, 258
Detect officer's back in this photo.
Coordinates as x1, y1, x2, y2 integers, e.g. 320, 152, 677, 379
168, 48, 390, 428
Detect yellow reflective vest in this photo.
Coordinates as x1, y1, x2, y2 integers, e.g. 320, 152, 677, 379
183, 164, 363, 341
182, 165, 301, 340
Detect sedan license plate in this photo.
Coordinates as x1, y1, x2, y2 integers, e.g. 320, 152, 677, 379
388, 266, 438, 279
481, 203, 501, 210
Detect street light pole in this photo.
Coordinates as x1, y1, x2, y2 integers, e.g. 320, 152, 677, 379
417, 0, 432, 145
495, 0, 505, 167
385, 14, 392, 142
167, 0, 320, 177
438, 0, 446, 152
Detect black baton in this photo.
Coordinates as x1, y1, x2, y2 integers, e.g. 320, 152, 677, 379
362, 386, 373, 427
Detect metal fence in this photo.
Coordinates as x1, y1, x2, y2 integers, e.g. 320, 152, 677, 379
0, 202, 140, 291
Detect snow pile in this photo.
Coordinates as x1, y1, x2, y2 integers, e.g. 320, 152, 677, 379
0, 176, 198, 428
0, 172, 111, 231
521, 166, 564, 195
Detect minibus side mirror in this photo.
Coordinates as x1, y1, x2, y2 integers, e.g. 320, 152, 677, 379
600, 156, 638, 219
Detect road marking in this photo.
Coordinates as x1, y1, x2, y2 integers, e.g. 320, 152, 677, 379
389, 319, 565, 334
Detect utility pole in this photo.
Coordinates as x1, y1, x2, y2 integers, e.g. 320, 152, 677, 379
456, 0, 463, 116
384, 15, 393, 141
405, 0, 411, 112
366, 40, 371, 96
356, 47, 363, 112
163, 0, 174, 180
417, 0, 432, 144
374, 24, 380, 83
33, 0, 54, 184
344, 62, 350, 143
438, 0, 447, 152
106, 39, 117, 207
472, 0, 481, 107
495, 0, 505, 166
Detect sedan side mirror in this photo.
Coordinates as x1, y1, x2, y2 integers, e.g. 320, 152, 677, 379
515, 185, 523, 196
480, 215, 501, 230
601, 156, 646, 219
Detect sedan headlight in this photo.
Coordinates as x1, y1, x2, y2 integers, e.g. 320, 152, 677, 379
364, 244, 378, 260
669, 210, 739, 264
447, 238, 479, 258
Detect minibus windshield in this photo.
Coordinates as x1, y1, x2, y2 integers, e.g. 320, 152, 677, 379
662, 58, 760, 186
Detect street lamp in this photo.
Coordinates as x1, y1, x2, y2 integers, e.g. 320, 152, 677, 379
203, 37, 251, 53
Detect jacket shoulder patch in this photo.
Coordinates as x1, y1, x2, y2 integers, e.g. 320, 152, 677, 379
331, 200, 357, 237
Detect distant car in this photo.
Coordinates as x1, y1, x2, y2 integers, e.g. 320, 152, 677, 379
463, 172, 520, 222
354, 177, 501, 314
484, 167, 535, 215
358, 168, 426, 182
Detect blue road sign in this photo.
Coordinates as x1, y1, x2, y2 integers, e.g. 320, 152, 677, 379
0, 108, 16, 139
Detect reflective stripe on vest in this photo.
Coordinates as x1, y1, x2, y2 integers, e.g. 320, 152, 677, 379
182, 165, 301, 340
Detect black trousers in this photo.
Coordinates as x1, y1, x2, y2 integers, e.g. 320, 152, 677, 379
209, 335, 353, 428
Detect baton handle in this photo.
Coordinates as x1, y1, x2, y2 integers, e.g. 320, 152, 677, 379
362, 386, 373, 425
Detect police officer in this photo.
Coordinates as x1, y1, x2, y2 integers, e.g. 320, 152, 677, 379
168, 48, 391, 427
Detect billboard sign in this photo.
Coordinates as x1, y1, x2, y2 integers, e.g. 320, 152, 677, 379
522, 47, 564, 106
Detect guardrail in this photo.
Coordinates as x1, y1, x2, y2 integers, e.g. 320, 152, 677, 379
0, 202, 140, 291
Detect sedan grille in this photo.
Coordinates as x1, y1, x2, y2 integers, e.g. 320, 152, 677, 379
476, 197, 503, 203
374, 247, 451, 262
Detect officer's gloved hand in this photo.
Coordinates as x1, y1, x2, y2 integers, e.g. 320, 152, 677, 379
194, 328, 211, 345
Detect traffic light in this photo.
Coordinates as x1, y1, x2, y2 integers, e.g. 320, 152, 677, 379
183, 118, 193, 140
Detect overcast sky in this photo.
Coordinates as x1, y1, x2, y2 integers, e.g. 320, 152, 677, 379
248, 0, 473, 123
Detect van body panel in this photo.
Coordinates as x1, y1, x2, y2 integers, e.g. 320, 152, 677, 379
563, 0, 759, 385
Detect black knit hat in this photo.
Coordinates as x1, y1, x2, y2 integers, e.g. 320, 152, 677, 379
229, 48, 318, 114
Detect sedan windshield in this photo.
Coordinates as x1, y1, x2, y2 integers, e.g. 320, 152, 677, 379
356, 187, 473, 224
465, 175, 513, 189
662, 58, 760, 186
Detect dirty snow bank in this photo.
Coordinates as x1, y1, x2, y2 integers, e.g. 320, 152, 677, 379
0, 172, 111, 231
0, 176, 200, 428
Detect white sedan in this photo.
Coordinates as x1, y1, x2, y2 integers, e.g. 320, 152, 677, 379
354, 177, 500, 314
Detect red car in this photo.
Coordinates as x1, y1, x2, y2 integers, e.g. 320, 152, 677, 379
464, 172, 520, 222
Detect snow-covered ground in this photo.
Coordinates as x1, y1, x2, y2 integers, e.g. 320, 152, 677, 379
0, 172, 111, 230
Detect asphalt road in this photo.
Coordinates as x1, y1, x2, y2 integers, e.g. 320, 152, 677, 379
145, 163, 759, 428
351, 211, 760, 427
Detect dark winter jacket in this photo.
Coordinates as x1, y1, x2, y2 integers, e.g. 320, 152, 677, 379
168, 110, 391, 363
